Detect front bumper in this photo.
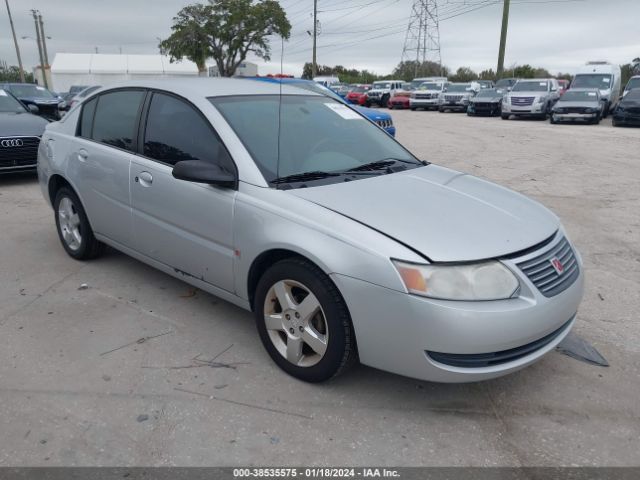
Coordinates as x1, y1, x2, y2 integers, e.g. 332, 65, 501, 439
410, 98, 439, 107
439, 101, 469, 111
613, 112, 640, 126
468, 103, 501, 115
331, 238, 584, 383
552, 112, 598, 122
502, 103, 546, 115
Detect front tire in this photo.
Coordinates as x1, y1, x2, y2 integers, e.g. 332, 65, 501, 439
54, 187, 104, 260
501, 114, 510, 120
254, 258, 357, 383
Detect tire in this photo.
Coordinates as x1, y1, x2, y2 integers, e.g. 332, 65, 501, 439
550, 114, 557, 124
438, 107, 445, 113
254, 258, 357, 383
54, 187, 104, 260
467, 111, 473, 116
388, 104, 394, 110
381, 94, 390, 108
602, 102, 609, 119
501, 114, 509, 120
410, 107, 416, 111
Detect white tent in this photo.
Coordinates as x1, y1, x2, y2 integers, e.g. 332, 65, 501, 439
50, 53, 200, 92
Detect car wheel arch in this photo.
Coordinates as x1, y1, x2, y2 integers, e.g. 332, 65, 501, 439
48, 174, 74, 207
247, 248, 335, 312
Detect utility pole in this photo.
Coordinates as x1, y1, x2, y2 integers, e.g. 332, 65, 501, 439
31, 9, 48, 89
312, 0, 317, 78
4, 0, 25, 82
496, 0, 510, 77
38, 13, 49, 66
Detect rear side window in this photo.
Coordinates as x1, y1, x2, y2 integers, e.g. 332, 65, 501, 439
143, 92, 234, 172
78, 97, 97, 138
91, 90, 145, 152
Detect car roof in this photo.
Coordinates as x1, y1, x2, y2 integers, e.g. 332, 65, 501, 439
92, 77, 321, 99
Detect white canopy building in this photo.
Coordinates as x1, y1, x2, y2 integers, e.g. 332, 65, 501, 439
50, 53, 199, 92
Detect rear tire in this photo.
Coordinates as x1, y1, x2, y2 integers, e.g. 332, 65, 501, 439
54, 187, 104, 260
254, 258, 357, 383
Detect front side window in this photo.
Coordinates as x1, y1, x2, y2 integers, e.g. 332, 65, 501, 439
211, 95, 420, 184
91, 90, 145, 152
143, 92, 234, 172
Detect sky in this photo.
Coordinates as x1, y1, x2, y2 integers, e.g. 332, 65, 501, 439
1, 0, 638, 78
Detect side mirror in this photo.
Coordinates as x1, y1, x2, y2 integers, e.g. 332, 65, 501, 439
172, 160, 236, 188
27, 104, 39, 114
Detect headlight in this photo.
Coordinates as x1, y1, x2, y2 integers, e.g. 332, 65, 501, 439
536, 97, 546, 104
502, 97, 509, 104
392, 260, 520, 301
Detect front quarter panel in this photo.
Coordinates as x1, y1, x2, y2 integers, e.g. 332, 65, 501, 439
233, 182, 425, 303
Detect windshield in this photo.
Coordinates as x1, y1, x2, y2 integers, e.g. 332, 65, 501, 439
447, 84, 470, 92
0, 90, 27, 113
495, 79, 515, 88
211, 95, 419, 184
512, 81, 549, 92
373, 82, 391, 89
418, 82, 441, 90
476, 89, 501, 98
5, 84, 56, 99
560, 90, 599, 101
572, 74, 612, 89
352, 85, 370, 93
626, 78, 640, 91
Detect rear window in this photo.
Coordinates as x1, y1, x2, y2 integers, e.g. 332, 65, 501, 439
91, 90, 145, 152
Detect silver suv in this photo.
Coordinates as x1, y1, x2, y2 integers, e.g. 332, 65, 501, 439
438, 82, 479, 113
502, 78, 560, 120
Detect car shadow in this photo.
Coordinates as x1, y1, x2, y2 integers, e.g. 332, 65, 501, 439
0, 171, 39, 187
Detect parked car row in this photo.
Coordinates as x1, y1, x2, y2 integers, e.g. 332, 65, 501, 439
326, 61, 639, 127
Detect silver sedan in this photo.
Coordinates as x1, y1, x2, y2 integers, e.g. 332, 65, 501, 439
37, 78, 584, 383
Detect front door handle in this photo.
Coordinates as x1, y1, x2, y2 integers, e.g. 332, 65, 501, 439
135, 171, 153, 187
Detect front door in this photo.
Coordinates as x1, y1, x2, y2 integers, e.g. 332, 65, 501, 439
130, 91, 237, 293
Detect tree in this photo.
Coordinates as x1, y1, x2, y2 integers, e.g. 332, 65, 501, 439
478, 68, 496, 81
450, 66, 478, 82
0, 64, 34, 83
160, 0, 291, 77
392, 60, 447, 81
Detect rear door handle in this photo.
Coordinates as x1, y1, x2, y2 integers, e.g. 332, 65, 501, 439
136, 171, 153, 187
77, 149, 88, 162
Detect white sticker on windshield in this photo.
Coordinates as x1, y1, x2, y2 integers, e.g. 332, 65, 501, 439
588, 92, 597, 96
324, 103, 363, 120
36, 86, 45, 90
0, 90, 7, 96
602, 78, 610, 83
540, 82, 547, 86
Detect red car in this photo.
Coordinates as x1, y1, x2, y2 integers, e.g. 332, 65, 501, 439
558, 79, 570, 96
388, 91, 411, 109
346, 84, 371, 105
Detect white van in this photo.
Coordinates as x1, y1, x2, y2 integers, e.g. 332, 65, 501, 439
571, 62, 621, 117
313, 76, 340, 88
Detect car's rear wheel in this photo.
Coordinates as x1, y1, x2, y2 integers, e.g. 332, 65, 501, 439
54, 187, 104, 260
254, 258, 356, 383
381, 94, 390, 108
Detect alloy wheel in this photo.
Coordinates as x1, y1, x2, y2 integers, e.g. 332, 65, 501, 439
58, 196, 82, 251
263, 279, 328, 367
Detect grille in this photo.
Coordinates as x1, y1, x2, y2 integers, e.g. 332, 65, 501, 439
375, 119, 392, 128
0, 136, 40, 169
511, 96, 535, 106
562, 107, 589, 114
444, 94, 463, 102
415, 93, 436, 99
427, 318, 573, 368
516, 236, 579, 297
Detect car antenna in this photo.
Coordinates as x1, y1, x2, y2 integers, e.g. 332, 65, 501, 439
276, 35, 284, 184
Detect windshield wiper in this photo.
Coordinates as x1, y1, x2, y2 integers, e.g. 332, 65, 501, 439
270, 171, 340, 185
347, 158, 423, 172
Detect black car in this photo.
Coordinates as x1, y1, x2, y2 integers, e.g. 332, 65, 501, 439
467, 88, 503, 116
0, 83, 64, 121
612, 89, 640, 127
0, 89, 49, 173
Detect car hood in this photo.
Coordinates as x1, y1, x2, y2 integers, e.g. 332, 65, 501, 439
0, 112, 49, 135
509, 91, 547, 98
471, 97, 501, 103
289, 165, 559, 262
555, 100, 599, 109
353, 106, 390, 121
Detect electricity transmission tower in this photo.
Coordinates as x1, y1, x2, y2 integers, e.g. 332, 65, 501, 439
401, 0, 443, 77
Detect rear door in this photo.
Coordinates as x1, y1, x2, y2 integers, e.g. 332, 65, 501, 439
71, 89, 146, 247
130, 91, 237, 292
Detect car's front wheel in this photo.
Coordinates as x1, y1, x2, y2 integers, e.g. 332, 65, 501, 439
254, 258, 356, 382
54, 187, 104, 260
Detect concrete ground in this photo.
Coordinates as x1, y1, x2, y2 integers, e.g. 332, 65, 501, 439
0, 111, 638, 467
